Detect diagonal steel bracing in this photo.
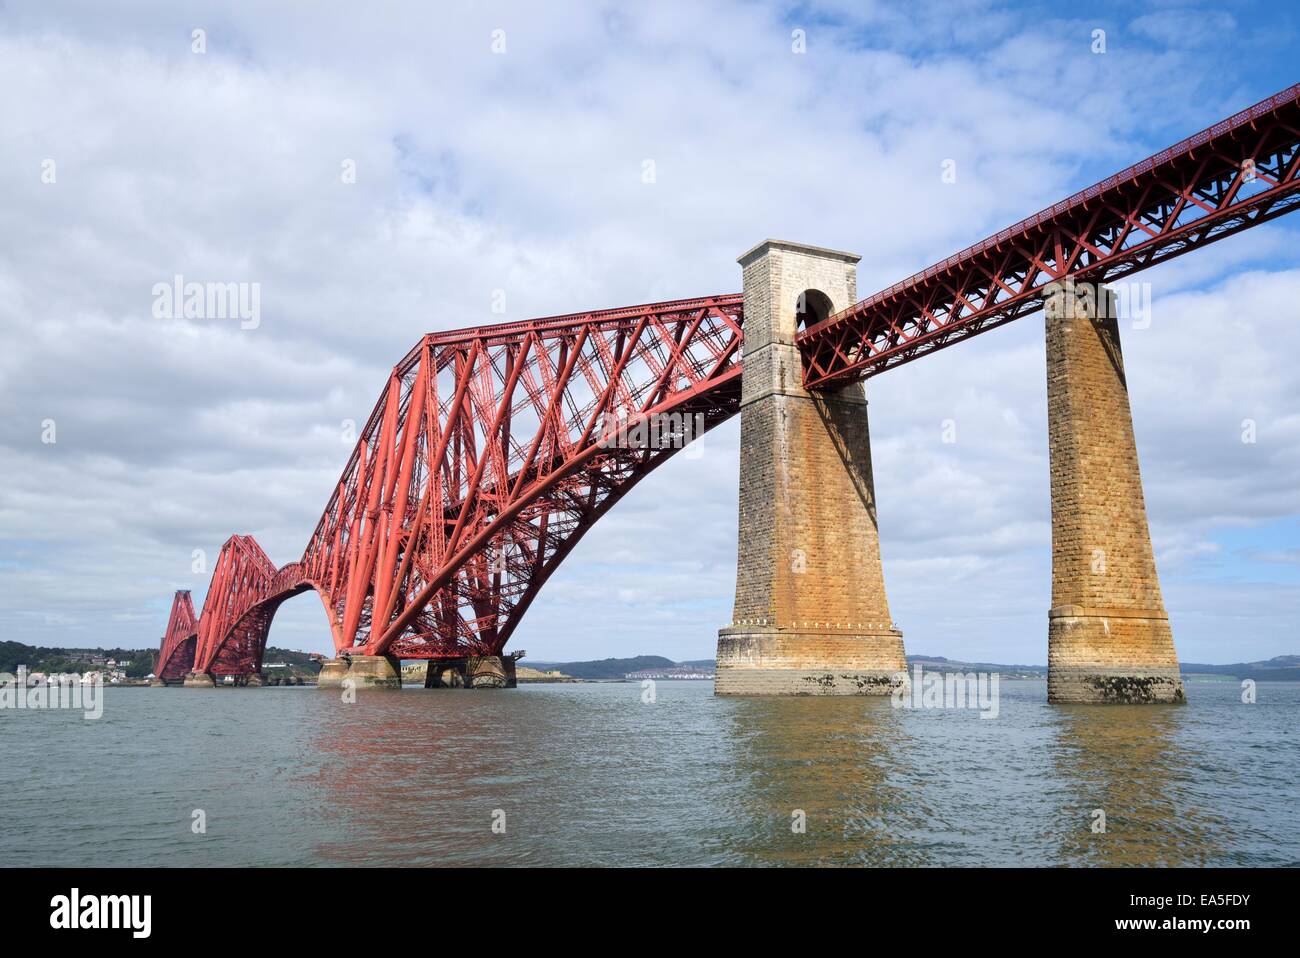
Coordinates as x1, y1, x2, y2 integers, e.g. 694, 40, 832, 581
177, 296, 744, 671
155, 590, 199, 682
797, 83, 1300, 387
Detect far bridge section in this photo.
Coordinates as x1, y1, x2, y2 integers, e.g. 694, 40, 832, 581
157, 296, 746, 689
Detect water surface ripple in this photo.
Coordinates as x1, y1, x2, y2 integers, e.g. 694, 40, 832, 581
3, 679, 1296, 866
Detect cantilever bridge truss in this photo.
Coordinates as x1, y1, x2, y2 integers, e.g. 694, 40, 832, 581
157, 83, 1300, 678
161, 295, 747, 675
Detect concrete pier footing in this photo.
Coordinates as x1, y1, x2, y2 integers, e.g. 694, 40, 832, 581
465, 655, 516, 689
423, 656, 516, 689
346, 655, 403, 688
716, 630, 906, 695
315, 655, 402, 689
316, 658, 349, 689
1043, 282, 1184, 704
182, 671, 215, 688
715, 240, 907, 696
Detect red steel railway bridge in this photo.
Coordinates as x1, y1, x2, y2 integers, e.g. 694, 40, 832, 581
155, 84, 1300, 701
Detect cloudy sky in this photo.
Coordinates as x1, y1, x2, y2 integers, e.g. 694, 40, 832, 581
2, 0, 1297, 666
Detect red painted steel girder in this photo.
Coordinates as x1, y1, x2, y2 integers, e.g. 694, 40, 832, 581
191, 535, 324, 675
155, 590, 199, 682
798, 83, 1300, 388
183, 294, 744, 670
301, 293, 745, 659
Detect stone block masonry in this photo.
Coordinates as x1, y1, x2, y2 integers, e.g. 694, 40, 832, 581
1044, 281, 1184, 703
716, 240, 906, 695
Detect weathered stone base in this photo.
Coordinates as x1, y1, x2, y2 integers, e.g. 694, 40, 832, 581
422, 656, 517, 689
1048, 609, 1185, 703
466, 655, 516, 689
343, 655, 403, 689
716, 667, 906, 695
182, 671, 215, 688
244, 672, 264, 687
149, 677, 169, 687
716, 629, 907, 696
314, 655, 403, 689
316, 658, 349, 689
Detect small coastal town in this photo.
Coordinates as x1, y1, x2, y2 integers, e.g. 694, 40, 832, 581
623, 667, 716, 681
0, 647, 150, 686
1, 640, 723, 688
7, 662, 134, 686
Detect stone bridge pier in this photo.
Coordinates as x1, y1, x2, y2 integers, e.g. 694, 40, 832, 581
716, 240, 906, 695
1043, 281, 1184, 703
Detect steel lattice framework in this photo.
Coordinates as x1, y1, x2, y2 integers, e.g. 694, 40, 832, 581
798, 83, 1300, 387
170, 295, 744, 674
303, 293, 744, 660
190, 535, 318, 675
155, 590, 199, 682
158, 84, 1300, 676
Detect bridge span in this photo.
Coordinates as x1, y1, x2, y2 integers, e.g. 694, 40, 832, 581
155, 84, 1300, 701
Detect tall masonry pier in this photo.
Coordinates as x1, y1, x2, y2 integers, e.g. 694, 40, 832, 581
1044, 281, 1184, 703
716, 240, 906, 695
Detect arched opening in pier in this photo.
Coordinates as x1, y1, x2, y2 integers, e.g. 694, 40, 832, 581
795, 288, 833, 331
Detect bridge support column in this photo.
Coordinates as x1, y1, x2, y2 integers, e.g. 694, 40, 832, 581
421, 657, 516, 688
343, 654, 403, 689
1044, 281, 1184, 703
466, 655, 517, 689
182, 671, 215, 688
316, 658, 349, 689
716, 240, 906, 696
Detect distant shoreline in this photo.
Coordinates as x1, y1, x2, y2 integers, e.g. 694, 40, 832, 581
7, 639, 1297, 685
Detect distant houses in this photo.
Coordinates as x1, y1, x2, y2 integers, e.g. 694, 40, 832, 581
6, 666, 123, 685
624, 667, 715, 680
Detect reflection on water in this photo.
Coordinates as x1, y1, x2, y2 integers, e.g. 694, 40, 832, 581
1049, 704, 1221, 866
2, 678, 1296, 866
715, 696, 919, 865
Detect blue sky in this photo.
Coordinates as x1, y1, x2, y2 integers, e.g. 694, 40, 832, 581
1, 0, 1298, 665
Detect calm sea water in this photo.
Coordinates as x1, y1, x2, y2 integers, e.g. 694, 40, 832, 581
2, 678, 1297, 867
